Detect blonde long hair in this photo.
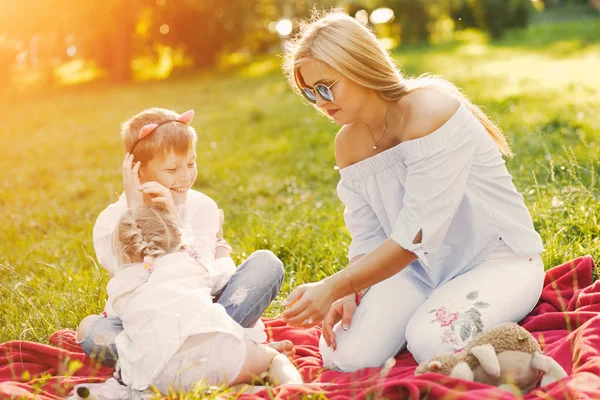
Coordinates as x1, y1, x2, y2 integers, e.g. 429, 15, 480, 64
283, 10, 512, 156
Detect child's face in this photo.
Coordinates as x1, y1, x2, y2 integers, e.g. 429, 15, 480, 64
139, 146, 198, 206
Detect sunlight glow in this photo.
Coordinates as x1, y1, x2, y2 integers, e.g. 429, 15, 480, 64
66, 46, 77, 57
16, 50, 28, 64
159, 24, 170, 35
370, 8, 394, 24
355, 10, 369, 25
275, 19, 293, 37
531, 0, 545, 11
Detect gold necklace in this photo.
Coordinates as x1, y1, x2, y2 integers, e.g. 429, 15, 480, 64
366, 102, 391, 150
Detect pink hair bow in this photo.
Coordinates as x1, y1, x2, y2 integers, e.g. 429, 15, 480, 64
138, 110, 195, 140
143, 256, 154, 272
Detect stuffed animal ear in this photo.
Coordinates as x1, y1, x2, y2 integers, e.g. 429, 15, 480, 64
176, 110, 195, 125
450, 361, 475, 381
471, 344, 501, 379
428, 360, 442, 372
531, 352, 568, 387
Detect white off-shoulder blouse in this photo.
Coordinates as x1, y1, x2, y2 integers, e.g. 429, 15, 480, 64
337, 103, 544, 296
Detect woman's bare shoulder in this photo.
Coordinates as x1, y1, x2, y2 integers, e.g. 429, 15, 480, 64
400, 88, 461, 142
334, 122, 362, 169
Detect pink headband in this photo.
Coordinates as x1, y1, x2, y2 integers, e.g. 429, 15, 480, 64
129, 110, 195, 153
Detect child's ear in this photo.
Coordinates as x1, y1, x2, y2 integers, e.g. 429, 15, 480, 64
138, 167, 146, 183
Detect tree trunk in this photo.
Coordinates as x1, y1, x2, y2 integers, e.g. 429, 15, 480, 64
107, 2, 135, 82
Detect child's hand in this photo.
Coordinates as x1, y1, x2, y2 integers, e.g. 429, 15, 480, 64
217, 209, 224, 239
122, 153, 143, 208
138, 182, 177, 217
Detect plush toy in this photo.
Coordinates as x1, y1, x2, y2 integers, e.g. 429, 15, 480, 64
414, 322, 568, 395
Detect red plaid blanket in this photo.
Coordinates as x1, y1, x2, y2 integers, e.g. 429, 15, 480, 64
2, 255, 599, 399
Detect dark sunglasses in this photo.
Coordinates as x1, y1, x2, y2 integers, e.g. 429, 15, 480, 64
300, 78, 340, 104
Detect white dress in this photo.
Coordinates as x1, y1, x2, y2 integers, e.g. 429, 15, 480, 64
105, 251, 267, 392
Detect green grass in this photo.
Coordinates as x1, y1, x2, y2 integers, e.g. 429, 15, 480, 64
0, 15, 599, 396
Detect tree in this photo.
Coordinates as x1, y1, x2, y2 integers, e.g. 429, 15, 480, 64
450, 0, 531, 39
0, 0, 140, 83
145, 0, 267, 69
73, 0, 140, 82
388, 0, 433, 44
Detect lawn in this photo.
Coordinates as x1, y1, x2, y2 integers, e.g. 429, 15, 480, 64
0, 15, 599, 352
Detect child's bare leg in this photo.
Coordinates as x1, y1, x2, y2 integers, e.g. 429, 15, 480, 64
267, 340, 295, 357
268, 353, 303, 385
231, 339, 276, 386
232, 339, 302, 386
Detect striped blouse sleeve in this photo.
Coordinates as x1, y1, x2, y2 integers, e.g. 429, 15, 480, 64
390, 124, 477, 267
337, 180, 387, 261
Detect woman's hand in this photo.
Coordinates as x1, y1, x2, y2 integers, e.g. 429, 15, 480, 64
322, 294, 357, 350
122, 153, 142, 208
282, 280, 336, 328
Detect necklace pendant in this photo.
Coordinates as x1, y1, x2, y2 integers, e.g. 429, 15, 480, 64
373, 145, 377, 150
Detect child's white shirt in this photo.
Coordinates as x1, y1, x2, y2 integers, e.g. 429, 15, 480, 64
93, 189, 236, 294
106, 251, 267, 391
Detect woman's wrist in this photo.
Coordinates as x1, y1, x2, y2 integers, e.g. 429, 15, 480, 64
325, 269, 356, 300
355, 287, 370, 305
327, 263, 374, 303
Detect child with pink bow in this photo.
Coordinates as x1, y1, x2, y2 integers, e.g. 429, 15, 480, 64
76, 107, 294, 379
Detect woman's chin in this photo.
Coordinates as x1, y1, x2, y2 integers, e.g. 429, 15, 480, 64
329, 114, 345, 125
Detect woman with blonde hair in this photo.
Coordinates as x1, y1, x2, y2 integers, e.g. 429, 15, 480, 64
281, 10, 545, 372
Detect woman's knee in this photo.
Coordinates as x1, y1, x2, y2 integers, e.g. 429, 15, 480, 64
319, 331, 398, 372
405, 318, 453, 364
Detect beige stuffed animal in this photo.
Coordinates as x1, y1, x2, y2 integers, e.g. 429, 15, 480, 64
414, 322, 567, 395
